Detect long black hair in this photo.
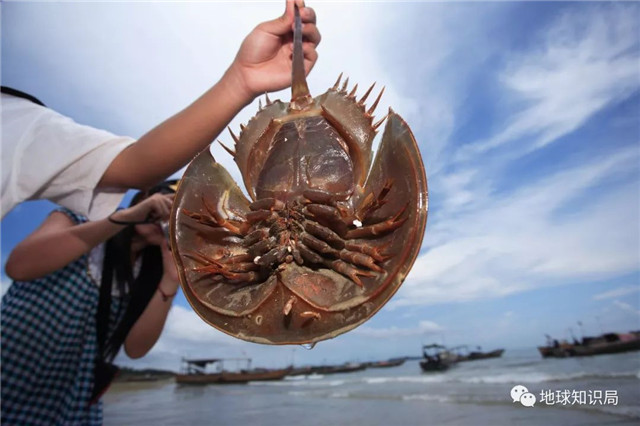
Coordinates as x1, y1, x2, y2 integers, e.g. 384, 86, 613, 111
95, 181, 176, 366
97, 223, 162, 360
91, 185, 170, 403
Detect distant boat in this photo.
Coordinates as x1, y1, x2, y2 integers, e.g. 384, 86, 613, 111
420, 344, 457, 372
286, 366, 314, 377
311, 362, 367, 375
453, 347, 505, 362
286, 362, 366, 377
176, 358, 288, 384
538, 331, 640, 358
365, 358, 406, 369
114, 367, 175, 383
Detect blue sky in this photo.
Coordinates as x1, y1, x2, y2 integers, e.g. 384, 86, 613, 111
2, 1, 639, 371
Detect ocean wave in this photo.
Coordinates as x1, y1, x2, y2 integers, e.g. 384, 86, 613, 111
459, 371, 640, 384
250, 379, 345, 387
402, 394, 453, 403
288, 390, 324, 397
460, 372, 551, 384
364, 376, 446, 385
501, 361, 542, 368
574, 404, 640, 419
285, 374, 324, 381
361, 370, 639, 386
329, 391, 350, 398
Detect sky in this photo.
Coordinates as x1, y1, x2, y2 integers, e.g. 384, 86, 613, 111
1, 1, 639, 372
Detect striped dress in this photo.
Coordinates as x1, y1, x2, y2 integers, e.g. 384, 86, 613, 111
1, 209, 124, 425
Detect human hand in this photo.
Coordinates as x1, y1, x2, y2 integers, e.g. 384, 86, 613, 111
224, 0, 321, 102
109, 193, 174, 225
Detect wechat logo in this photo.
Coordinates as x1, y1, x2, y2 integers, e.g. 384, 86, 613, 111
511, 385, 536, 407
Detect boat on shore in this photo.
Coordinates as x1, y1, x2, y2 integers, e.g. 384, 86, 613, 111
538, 331, 640, 358
176, 358, 288, 385
420, 344, 457, 372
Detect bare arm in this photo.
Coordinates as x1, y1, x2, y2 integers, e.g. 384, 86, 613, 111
124, 239, 179, 359
99, 0, 320, 190
4, 194, 173, 282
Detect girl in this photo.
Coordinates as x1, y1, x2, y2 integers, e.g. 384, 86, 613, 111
2, 181, 179, 425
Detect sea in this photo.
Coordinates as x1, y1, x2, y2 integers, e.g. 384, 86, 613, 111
103, 348, 640, 425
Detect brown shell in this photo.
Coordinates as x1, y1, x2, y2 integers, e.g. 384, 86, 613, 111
170, 78, 428, 345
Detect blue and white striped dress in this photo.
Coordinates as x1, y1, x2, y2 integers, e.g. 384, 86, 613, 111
1, 209, 124, 425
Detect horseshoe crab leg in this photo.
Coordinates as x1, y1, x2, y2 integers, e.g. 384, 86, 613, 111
345, 204, 409, 239
181, 193, 249, 235
355, 180, 393, 221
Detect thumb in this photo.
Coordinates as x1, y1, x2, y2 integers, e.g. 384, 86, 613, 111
258, 0, 296, 36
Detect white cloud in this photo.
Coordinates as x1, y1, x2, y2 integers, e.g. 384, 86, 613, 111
458, 4, 640, 160
613, 300, 640, 316
140, 305, 244, 360
389, 4, 640, 308
160, 305, 240, 346
115, 305, 244, 371
593, 286, 640, 301
353, 320, 442, 339
392, 146, 640, 308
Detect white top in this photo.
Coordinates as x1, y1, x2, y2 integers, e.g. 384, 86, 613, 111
1, 93, 136, 220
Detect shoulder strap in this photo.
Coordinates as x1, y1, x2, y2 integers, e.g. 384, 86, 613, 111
1, 86, 46, 107
54, 207, 87, 225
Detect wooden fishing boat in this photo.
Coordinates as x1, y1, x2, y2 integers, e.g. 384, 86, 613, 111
420, 344, 457, 372
311, 362, 367, 375
451, 345, 505, 362
365, 358, 406, 368
538, 331, 640, 358
466, 348, 504, 360
176, 358, 288, 384
286, 366, 314, 377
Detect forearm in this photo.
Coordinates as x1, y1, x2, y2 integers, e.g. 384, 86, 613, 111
100, 70, 254, 190
5, 217, 124, 282
123, 277, 177, 359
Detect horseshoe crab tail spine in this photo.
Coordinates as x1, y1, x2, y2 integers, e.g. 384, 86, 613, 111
290, 4, 312, 111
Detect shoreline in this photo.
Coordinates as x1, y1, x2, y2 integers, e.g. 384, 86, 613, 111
106, 378, 175, 396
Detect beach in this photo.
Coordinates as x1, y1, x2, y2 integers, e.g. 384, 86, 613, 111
103, 349, 639, 425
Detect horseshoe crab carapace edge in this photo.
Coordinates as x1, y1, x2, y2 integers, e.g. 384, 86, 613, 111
170, 4, 428, 344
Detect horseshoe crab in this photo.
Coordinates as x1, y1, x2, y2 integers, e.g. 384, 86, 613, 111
170, 6, 428, 344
